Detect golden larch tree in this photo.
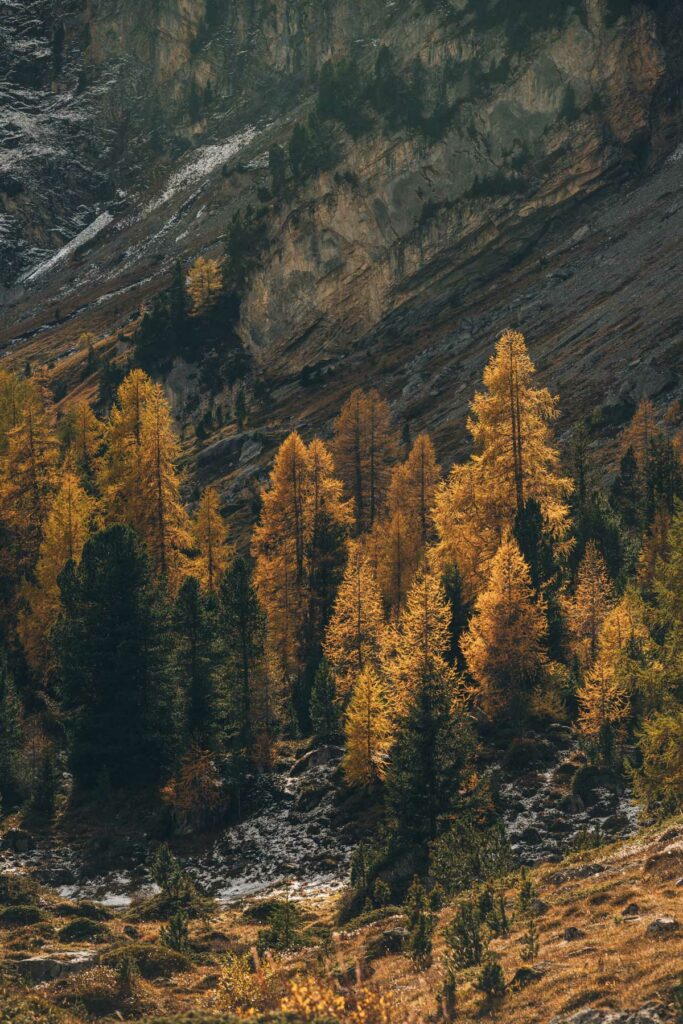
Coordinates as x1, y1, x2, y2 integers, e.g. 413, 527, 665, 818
0, 370, 32, 456
331, 388, 398, 533
577, 660, 630, 752
186, 257, 223, 314
102, 368, 157, 522
564, 540, 615, 670
18, 469, 96, 678
386, 564, 459, 714
194, 486, 233, 593
323, 540, 385, 697
375, 432, 442, 613
433, 331, 571, 600
138, 382, 192, 587
460, 533, 548, 720
60, 400, 104, 483
342, 666, 393, 786
0, 381, 59, 570
621, 397, 656, 465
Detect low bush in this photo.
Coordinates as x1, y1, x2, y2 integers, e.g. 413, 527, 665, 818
58, 917, 111, 943
102, 942, 192, 979
0, 904, 45, 925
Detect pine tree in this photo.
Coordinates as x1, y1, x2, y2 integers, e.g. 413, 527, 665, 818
331, 388, 399, 533
18, 469, 96, 680
610, 447, 643, 535
342, 666, 393, 786
433, 331, 571, 600
564, 540, 615, 670
461, 534, 548, 723
186, 257, 223, 315
652, 500, 683, 698
310, 658, 339, 741
173, 577, 222, 750
219, 557, 268, 756
385, 660, 472, 850
194, 486, 233, 594
323, 541, 385, 697
621, 398, 656, 466
0, 650, 23, 809
56, 526, 179, 790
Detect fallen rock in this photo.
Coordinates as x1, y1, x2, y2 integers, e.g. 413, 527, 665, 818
563, 926, 586, 941
644, 842, 683, 880
510, 965, 546, 989
645, 915, 679, 938
290, 746, 344, 777
621, 903, 641, 918
16, 950, 97, 982
551, 1003, 667, 1023
0, 829, 35, 853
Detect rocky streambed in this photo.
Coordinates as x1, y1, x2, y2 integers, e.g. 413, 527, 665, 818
0, 733, 641, 910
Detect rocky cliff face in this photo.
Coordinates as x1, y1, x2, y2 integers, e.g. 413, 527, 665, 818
1, 0, 682, 505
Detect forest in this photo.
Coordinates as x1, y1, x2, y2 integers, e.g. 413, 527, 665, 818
1, 328, 683, 1020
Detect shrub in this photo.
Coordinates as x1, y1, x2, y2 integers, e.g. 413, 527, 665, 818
0, 988, 73, 1024
633, 710, 683, 817
0, 872, 38, 906
160, 909, 190, 953
101, 942, 192, 979
444, 900, 484, 968
430, 816, 514, 896
258, 901, 304, 951
477, 955, 506, 997
58, 917, 110, 943
0, 904, 45, 925
210, 951, 282, 1014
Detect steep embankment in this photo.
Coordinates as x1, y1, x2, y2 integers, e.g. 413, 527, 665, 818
1, 0, 682, 517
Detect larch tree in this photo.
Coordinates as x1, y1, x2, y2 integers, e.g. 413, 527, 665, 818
433, 331, 571, 600
331, 388, 398, 533
323, 540, 385, 697
653, 500, 683, 696
342, 666, 393, 787
252, 433, 349, 730
564, 540, 615, 671
18, 469, 97, 680
194, 486, 233, 594
102, 368, 157, 524
387, 565, 459, 715
621, 398, 657, 466
59, 400, 104, 485
460, 534, 548, 722
0, 380, 59, 574
0, 370, 32, 456
577, 659, 630, 762
186, 257, 223, 315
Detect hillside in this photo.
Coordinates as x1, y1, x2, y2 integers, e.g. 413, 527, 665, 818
1, 2, 683, 1023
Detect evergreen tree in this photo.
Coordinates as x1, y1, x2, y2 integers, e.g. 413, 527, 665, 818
310, 658, 340, 741
219, 557, 268, 755
610, 446, 643, 535
56, 526, 179, 791
385, 663, 472, 851
0, 650, 23, 809
269, 144, 287, 194
433, 331, 571, 600
173, 577, 222, 750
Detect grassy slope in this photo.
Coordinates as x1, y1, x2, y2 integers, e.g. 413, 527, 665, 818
1, 818, 682, 1022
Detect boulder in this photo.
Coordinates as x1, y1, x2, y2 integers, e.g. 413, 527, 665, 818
510, 965, 546, 989
563, 926, 586, 941
1, 829, 35, 853
16, 950, 97, 982
290, 746, 344, 777
645, 915, 679, 938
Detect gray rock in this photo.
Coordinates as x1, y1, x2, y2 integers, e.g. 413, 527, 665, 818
290, 746, 343, 777
621, 903, 641, 918
563, 926, 586, 941
645, 915, 679, 937
16, 950, 97, 982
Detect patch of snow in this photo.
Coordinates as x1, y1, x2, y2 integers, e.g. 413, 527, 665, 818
22, 213, 113, 284
143, 126, 262, 216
